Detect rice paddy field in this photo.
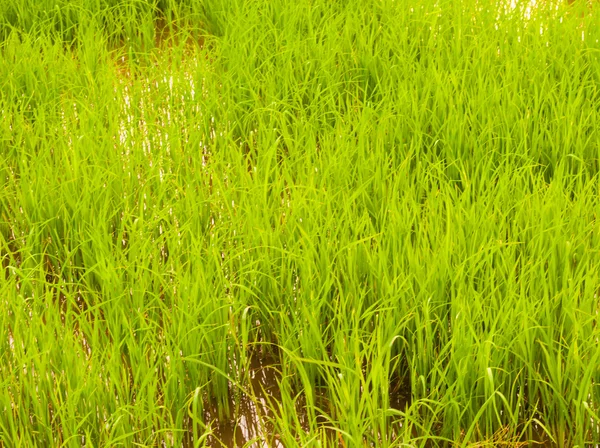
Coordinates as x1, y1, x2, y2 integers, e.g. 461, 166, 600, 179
2, 0, 600, 446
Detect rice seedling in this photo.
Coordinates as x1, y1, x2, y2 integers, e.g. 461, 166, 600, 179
1, 0, 600, 446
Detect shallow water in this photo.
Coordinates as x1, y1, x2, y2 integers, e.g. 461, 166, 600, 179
203, 354, 283, 447
192, 351, 411, 447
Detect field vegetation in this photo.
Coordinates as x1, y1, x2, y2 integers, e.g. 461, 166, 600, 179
1, 0, 600, 446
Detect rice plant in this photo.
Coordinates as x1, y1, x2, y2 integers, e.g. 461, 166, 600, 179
1, 0, 600, 446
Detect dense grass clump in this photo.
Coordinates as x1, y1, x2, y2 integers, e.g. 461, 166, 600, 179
1, 0, 600, 446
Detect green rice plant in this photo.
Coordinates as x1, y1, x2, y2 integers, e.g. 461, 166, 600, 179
2, 0, 600, 446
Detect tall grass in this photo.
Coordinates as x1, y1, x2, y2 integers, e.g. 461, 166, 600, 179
1, 0, 600, 446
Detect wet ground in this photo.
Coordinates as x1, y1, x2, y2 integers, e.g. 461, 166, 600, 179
188, 350, 412, 447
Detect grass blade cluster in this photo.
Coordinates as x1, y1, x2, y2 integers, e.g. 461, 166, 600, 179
1, 0, 600, 446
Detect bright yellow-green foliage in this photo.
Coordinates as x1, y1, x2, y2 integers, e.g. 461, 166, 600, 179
1, 0, 600, 446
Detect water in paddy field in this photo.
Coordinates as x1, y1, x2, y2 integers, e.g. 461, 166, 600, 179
187, 352, 412, 447
200, 355, 284, 447
109, 0, 593, 175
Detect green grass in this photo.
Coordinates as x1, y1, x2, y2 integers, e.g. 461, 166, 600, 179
1, 0, 600, 446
